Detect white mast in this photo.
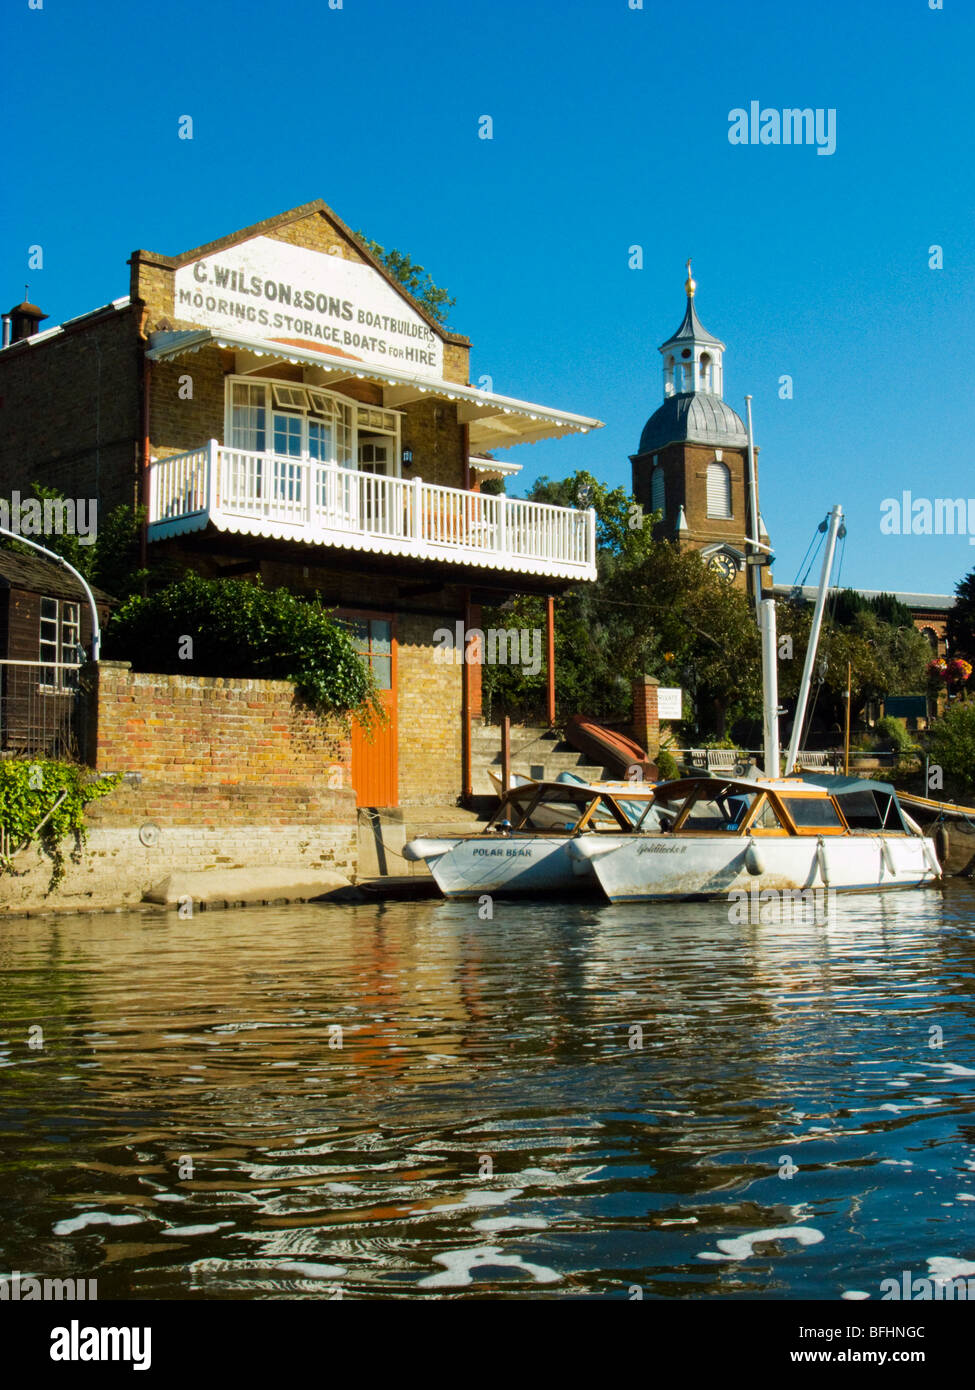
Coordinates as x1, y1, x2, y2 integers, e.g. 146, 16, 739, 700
784, 504, 844, 775
745, 396, 762, 612
759, 599, 780, 777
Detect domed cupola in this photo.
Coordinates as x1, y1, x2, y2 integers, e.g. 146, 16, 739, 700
629, 263, 758, 589
636, 262, 747, 453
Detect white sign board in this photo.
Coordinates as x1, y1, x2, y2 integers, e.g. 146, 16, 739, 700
657, 687, 683, 720
173, 236, 443, 380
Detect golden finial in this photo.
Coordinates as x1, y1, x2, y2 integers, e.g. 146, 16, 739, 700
684, 258, 696, 299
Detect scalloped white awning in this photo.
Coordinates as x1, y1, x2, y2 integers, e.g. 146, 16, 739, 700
146, 329, 603, 452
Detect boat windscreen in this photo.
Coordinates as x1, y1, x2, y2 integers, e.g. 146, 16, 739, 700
679, 789, 759, 832
833, 788, 907, 831
778, 795, 844, 830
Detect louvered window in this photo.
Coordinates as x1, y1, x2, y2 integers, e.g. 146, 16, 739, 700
706, 461, 732, 518
651, 464, 665, 515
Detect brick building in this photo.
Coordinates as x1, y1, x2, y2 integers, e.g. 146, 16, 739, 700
0, 199, 601, 807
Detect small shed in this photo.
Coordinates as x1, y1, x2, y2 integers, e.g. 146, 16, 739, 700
0, 546, 113, 756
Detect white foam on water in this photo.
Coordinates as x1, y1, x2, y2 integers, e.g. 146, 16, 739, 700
924, 1062, 975, 1077
189, 1257, 345, 1278
927, 1257, 975, 1280
472, 1217, 549, 1233
697, 1226, 825, 1262
955, 1194, 975, 1202
657, 1217, 698, 1226
53, 1211, 145, 1235
434, 1188, 524, 1213
880, 1160, 913, 1167
161, 1222, 234, 1236
841, 1290, 870, 1300
418, 1245, 560, 1287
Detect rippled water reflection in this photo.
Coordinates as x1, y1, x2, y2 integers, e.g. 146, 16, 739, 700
2, 885, 975, 1299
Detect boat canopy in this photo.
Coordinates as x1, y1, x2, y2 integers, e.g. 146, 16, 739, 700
799, 774, 911, 832
487, 779, 657, 834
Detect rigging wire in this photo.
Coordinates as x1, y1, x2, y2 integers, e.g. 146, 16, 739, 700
794, 523, 826, 590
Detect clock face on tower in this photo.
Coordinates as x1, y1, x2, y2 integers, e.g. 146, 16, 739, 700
706, 552, 739, 581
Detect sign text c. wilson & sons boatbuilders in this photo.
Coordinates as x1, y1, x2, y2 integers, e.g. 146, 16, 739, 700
173, 236, 443, 380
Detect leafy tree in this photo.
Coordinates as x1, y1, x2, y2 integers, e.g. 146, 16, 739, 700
832, 588, 914, 628
776, 601, 931, 734
929, 700, 975, 793
104, 574, 381, 726
354, 232, 456, 327
3, 483, 148, 598
482, 471, 761, 740
947, 568, 975, 660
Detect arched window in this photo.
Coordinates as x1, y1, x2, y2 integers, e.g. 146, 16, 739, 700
651, 464, 665, 515
921, 627, 938, 651
706, 461, 732, 518
700, 352, 712, 391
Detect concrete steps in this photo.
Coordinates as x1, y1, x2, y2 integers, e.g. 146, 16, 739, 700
470, 723, 607, 795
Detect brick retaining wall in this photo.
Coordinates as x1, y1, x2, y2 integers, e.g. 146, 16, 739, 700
1, 664, 358, 914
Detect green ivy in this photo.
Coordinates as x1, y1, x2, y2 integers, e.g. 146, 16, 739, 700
103, 573, 383, 729
0, 760, 120, 889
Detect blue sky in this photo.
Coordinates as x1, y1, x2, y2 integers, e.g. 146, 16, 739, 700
3, 0, 971, 596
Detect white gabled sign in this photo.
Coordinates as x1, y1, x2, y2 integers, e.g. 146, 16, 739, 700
173, 235, 443, 380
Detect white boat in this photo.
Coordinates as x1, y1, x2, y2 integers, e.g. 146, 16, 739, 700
568, 772, 941, 902
403, 777, 660, 898
568, 502, 941, 904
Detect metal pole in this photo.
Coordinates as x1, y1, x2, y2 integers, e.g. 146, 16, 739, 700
785, 504, 844, 775
759, 598, 780, 778
844, 660, 851, 776
546, 595, 556, 727
745, 396, 762, 614
0, 525, 101, 660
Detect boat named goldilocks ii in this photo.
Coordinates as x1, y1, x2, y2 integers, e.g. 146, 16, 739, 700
568, 772, 941, 903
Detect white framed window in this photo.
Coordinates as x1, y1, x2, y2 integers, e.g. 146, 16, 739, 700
226, 376, 392, 477
271, 384, 309, 411
39, 598, 81, 691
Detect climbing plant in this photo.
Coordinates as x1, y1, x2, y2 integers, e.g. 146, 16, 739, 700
0, 760, 120, 889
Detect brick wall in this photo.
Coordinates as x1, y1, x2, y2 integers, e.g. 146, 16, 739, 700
88, 662, 352, 798
634, 441, 751, 590
631, 675, 660, 756
396, 612, 464, 805
0, 305, 143, 515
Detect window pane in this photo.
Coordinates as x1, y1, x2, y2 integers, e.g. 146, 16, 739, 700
370, 655, 392, 689
370, 620, 392, 653
273, 413, 302, 457
231, 383, 266, 452
779, 796, 843, 829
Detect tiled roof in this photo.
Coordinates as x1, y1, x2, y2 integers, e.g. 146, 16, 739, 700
0, 546, 114, 604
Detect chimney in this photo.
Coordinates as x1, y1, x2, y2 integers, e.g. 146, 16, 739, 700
7, 299, 47, 343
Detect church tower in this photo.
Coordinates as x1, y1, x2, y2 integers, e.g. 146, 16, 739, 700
631, 263, 758, 589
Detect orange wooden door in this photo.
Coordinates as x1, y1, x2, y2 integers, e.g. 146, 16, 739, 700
340, 614, 398, 807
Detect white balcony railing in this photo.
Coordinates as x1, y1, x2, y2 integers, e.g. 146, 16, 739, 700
146, 440, 597, 580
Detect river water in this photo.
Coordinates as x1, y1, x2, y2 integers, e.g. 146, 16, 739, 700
2, 884, 974, 1301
